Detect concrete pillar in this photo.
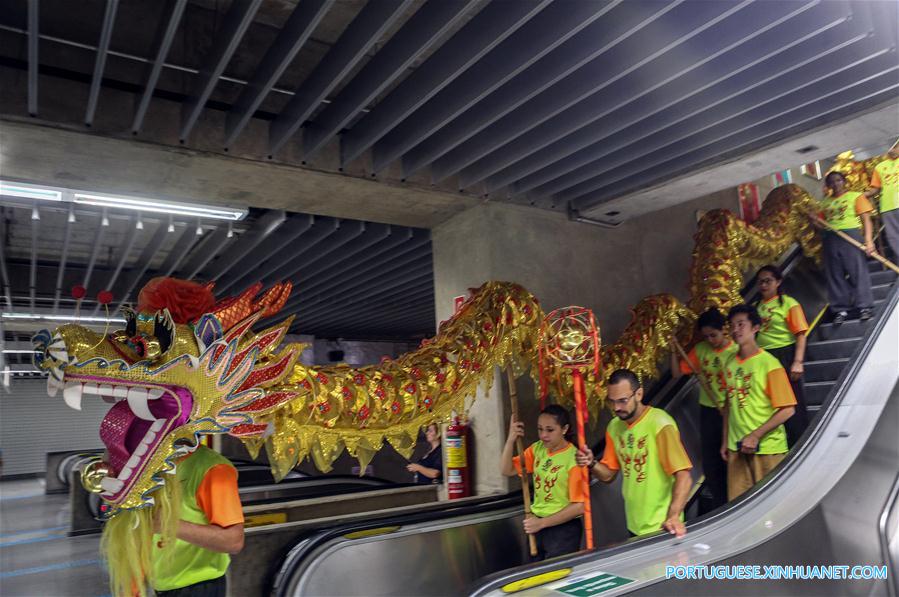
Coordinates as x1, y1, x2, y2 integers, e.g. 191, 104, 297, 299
431, 192, 739, 495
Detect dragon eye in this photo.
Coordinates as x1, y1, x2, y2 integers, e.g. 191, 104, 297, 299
154, 310, 174, 354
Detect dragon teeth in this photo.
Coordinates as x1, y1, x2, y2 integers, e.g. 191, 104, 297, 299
100, 477, 124, 493
118, 466, 134, 480
127, 387, 155, 421
148, 388, 165, 400
83, 382, 99, 396
113, 385, 128, 400
150, 419, 165, 432
63, 382, 83, 411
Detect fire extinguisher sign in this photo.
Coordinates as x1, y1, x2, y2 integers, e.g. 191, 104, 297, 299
445, 437, 467, 467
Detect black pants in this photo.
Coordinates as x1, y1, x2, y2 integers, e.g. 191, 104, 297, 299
533, 516, 583, 561
156, 575, 227, 597
766, 343, 808, 447
698, 405, 727, 515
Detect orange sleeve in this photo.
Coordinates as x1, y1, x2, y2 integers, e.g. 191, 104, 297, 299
786, 304, 809, 336
870, 168, 882, 188
656, 425, 692, 476
196, 464, 244, 527
567, 464, 589, 504
512, 445, 535, 475
598, 431, 619, 471
766, 368, 797, 408
855, 194, 874, 215
679, 347, 699, 376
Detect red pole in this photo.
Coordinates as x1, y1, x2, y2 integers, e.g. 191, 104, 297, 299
572, 369, 594, 550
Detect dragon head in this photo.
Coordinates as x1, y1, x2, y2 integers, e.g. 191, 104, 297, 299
32, 278, 300, 517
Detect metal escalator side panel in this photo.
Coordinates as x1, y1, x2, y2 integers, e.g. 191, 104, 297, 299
281, 507, 527, 597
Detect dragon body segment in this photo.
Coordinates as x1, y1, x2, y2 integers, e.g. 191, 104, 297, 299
34, 184, 822, 517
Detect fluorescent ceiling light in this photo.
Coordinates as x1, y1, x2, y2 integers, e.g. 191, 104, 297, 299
2, 350, 38, 354
0, 181, 62, 201
74, 192, 246, 221
1, 313, 126, 324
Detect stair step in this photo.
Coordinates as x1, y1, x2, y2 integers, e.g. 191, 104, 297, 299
806, 381, 835, 407
871, 270, 897, 285
873, 283, 892, 301
814, 319, 869, 341
804, 358, 850, 383
806, 337, 862, 360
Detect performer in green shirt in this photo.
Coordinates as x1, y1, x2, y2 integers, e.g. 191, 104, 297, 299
577, 369, 692, 537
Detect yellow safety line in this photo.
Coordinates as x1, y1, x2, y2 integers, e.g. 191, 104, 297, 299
808, 304, 829, 334
343, 526, 401, 540
501, 568, 573, 593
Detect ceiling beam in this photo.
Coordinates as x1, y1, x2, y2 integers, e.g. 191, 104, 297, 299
201, 209, 286, 281
214, 214, 314, 296
179, 0, 262, 142
29, 206, 39, 311
0, 216, 12, 310
509, 4, 856, 198
429, 0, 746, 184
264, 220, 367, 285
27, 0, 38, 116
370, 0, 618, 174
132, 0, 188, 134
268, 0, 412, 156
81, 212, 109, 294
340, 0, 552, 167
236, 218, 341, 291
224, 0, 331, 149
270, 222, 391, 286
85, 0, 119, 126
482, 0, 833, 194
573, 62, 899, 210
52, 203, 76, 313
113, 221, 171, 310
92, 215, 141, 314
401, 0, 677, 179
303, 0, 474, 161
181, 226, 230, 280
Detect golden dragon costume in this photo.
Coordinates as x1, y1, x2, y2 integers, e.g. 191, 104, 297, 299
32, 182, 827, 594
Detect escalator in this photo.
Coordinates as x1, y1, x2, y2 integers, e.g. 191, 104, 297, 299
472, 255, 899, 596
248, 249, 898, 596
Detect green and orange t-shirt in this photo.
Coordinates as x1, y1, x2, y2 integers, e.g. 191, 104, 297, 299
721, 349, 797, 455
679, 340, 738, 408
514, 441, 588, 519
819, 191, 874, 230
756, 294, 809, 350
871, 157, 899, 213
152, 446, 244, 591
599, 407, 692, 536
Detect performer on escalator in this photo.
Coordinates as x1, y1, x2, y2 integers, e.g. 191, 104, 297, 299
818, 171, 876, 324
720, 305, 796, 501
501, 405, 588, 560
752, 265, 809, 447
576, 369, 693, 538
669, 308, 736, 514
864, 139, 899, 259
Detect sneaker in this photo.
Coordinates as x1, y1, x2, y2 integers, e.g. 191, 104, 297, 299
833, 311, 848, 325
860, 308, 874, 321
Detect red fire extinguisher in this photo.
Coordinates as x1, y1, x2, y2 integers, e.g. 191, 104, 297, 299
445, 415, 471, 499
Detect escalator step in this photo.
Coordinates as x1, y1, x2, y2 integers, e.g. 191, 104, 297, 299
805, 337, 863, 360
803, 358, 850, 383
814, 320, 867, 341
873, 283, 893, 301
806, 381, 836, 407
871, 270, 898, 286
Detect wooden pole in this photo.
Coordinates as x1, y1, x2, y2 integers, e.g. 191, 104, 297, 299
572, 369, 595, 550
670, 336, 724, 414
808, 213, 899, 274
506, 366, 538, 557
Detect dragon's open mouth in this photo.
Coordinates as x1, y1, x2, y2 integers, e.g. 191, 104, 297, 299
49, 371, 193, 501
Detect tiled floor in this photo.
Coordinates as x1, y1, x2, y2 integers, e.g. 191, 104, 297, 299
0, 479, 108, 596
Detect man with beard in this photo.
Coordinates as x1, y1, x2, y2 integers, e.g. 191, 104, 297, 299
576, 369, 692, 538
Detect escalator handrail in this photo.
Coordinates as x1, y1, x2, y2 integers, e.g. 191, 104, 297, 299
471, 259, 899, 596
270, 492, 524, 596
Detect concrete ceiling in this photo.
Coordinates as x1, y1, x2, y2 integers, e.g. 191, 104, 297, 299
1, 0, 895, 227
